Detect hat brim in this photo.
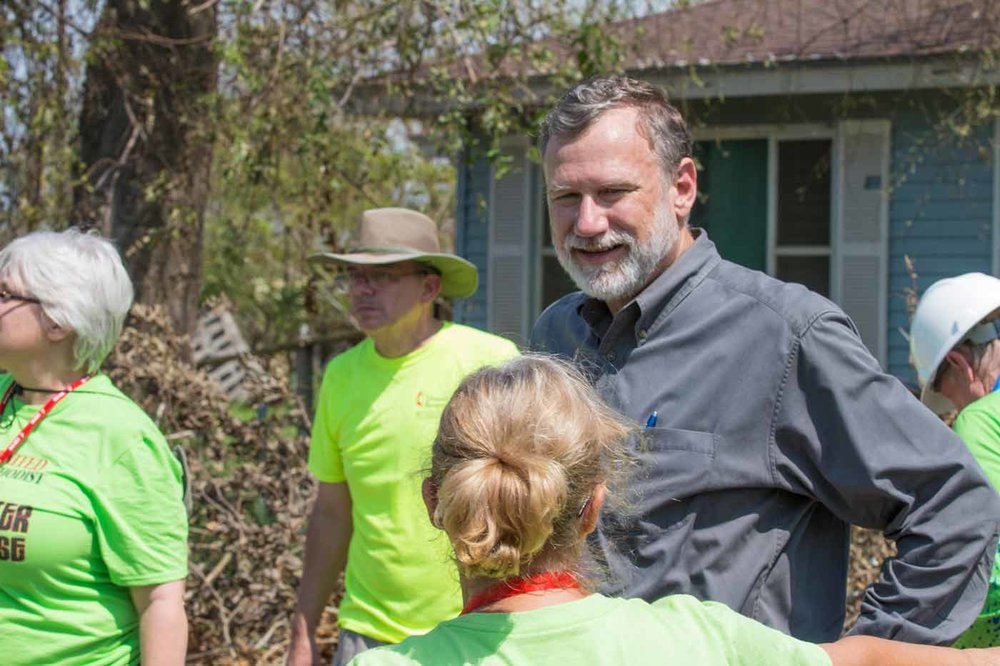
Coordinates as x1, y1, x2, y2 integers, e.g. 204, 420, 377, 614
310, 250, 479, 299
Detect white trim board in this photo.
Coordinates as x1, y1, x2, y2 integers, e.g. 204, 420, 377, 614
766, 136, 778, 276
993, 117, 1000, 276
648, 59, 1000, 101
694, 124, 834, 142
486, 137, 533, 343
833, 119, 891, 366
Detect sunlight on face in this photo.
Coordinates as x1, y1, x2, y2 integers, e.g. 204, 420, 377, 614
554, 197, 678, 304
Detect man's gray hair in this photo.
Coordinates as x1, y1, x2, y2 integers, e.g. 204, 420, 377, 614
538, 76, 692, 176
0, 228, 134, 373
964, 311, 1000, 388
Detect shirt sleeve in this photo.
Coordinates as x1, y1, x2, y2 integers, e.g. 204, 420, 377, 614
953, 405, 1000, 493
699, 600, 832, 665
308, 362, 346, 483
774, 311, 1000, 644
487, 338, 521, 365
347, 646, 413, 665
92, 432, 189, 587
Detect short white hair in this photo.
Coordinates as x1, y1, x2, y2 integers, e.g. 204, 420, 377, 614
0, 229, 134, 373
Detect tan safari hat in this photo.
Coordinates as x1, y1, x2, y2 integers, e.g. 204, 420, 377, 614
310, 207, 478, 299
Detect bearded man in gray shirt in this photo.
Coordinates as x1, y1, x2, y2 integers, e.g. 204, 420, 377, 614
530, 75, 1000, 645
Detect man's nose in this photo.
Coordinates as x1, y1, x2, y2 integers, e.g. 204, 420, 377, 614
574, 196, 610, 237
350, 276, 377, 295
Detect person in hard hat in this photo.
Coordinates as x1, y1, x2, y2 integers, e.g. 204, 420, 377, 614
911, 271, 1000, 647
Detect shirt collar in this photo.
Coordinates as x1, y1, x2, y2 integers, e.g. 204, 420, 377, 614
576, 229, 721, 346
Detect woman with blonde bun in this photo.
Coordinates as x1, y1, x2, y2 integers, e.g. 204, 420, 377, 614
351, 356, 1000, 666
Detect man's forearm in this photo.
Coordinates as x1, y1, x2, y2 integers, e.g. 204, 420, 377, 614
292, 483, 353, 640
294, 511, 352, 630
853, 530, 999, 644
795, 315, 1000, 643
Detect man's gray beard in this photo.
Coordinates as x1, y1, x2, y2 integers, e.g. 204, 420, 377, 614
555, 210, 678, 304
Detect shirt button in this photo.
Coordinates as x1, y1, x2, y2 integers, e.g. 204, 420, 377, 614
638, 329, 648, 340
606, 351, 616, 361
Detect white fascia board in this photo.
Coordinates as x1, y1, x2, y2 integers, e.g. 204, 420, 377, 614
643, 59, 1000, 101
993, 117, 1000, 275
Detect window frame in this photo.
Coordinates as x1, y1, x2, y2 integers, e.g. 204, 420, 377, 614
695, 125, 836, 288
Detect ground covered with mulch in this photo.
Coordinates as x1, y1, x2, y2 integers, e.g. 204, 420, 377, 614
105, 305, 897, 664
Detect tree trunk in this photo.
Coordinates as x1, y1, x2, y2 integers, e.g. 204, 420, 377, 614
74, 0, 217, 340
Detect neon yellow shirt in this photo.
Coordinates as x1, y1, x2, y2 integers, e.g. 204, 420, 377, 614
953, 390, 1000, 648
308, 322, 519, 643
0, 373, 188, 665
350, 593, 832, 665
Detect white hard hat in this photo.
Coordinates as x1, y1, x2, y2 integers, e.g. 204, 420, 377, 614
910, 272, 1000, 414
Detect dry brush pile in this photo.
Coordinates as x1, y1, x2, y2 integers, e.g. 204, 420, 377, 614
105, 305, 894, 663
106, 305, 342, 664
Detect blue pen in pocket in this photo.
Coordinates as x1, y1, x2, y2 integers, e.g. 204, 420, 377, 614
645, 411, 658, 428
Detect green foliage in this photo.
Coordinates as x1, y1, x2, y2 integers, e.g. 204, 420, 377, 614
0, 1, 84, 240
199, 0, 629, 350
8, 0, 995, 353
2, 0, 629, 349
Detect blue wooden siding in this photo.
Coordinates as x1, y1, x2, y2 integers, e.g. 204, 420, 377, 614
887, 113, 995, 383
453, 147, 491, 329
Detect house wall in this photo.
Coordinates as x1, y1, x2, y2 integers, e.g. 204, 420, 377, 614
453, 146, 491, 330
886, 112, 996, 382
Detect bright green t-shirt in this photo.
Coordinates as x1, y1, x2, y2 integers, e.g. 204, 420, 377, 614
349, 593, 832, 665
952, 390, 1000, 648
954, 391, 1000, 491
309, 322, 519, 644
0, 373, 188, 666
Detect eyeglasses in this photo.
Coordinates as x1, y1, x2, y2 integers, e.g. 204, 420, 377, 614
335, 267, 436, 290
0, 288, 40, 305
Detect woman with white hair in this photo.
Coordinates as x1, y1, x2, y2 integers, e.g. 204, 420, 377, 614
353, 355, 1000, 665
0, 229, 188, 665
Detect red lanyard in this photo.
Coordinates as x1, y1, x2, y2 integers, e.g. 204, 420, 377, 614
0, 375, 91, 465
461, 571, 580, 614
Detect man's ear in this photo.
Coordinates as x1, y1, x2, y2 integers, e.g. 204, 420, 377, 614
671, 157, 698, 221
578, 484, 607, 537
421, 273, 443, 304
422, 478, 440, 529
945, 349, 976, 385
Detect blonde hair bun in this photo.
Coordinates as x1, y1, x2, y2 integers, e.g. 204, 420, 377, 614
430, 355, 633, 580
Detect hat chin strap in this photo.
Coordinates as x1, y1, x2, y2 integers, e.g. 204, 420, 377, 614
966, 320, 1000, 346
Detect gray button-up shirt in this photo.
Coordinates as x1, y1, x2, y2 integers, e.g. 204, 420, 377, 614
531, 231, 1000, 644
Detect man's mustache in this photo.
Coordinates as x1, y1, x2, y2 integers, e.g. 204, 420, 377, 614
563, 231, 633, 252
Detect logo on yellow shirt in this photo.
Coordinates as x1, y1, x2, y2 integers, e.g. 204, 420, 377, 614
0, 454, 48, 485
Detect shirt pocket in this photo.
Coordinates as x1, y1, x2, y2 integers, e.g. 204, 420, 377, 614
633, 426, 717, 535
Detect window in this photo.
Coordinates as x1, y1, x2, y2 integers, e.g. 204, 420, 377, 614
773, 139, 833, 296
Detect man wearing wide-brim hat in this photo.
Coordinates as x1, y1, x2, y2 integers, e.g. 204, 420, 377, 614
288, 208, 519, 666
